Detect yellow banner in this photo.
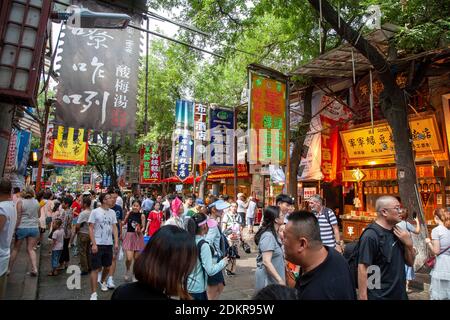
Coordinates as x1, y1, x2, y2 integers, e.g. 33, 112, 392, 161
340, 114, 444, 164
52, 127, 88, 164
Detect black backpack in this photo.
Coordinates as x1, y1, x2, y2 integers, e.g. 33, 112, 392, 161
345, 223, 387, 289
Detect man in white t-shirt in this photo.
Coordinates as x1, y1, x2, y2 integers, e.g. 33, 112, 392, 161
88, 192, 118, 300
246, 196, 257, 234
0, 179, 16, 299
236, 193, 248, 228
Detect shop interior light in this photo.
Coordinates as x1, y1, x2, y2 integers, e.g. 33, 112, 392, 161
369, 161, 377, 165
32, 151, 38, 162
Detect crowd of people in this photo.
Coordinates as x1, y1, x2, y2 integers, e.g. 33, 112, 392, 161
1, 177, 449, 301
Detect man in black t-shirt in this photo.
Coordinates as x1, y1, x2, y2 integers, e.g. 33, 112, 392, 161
284, 211, 356, 300
357, 196, 416, 300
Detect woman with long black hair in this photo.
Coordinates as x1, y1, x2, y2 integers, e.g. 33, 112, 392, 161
254, 206, 286, 291
186, 213, 228, 300
112, 225, 197, 300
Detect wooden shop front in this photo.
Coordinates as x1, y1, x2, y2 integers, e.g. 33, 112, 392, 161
340, 113, 448, 241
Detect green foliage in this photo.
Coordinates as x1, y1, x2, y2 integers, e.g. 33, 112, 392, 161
136, 38, 197, 145
361, 0, 450, 53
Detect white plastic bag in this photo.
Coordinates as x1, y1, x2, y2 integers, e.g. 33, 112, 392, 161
118, 246, 124, 261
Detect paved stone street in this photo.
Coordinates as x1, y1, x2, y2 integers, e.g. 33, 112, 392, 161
4, 229, 430, 300
36, 233, 258, 300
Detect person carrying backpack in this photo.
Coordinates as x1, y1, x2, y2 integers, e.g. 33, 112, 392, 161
308, 194, 343, 253
205, 199, 230, 300
353, 196, 416, 300
186, 213, 228, 300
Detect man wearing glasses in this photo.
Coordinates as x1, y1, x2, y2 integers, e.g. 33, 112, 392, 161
357, 196, 416, 300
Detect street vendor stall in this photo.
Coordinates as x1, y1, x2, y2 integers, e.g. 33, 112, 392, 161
340, 113, 448, 241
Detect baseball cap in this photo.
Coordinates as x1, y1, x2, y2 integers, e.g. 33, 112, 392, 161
195, 198, 205, 205
208, 199, 230, 211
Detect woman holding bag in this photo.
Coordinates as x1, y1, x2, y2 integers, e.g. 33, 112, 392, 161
425, 208, 450, 300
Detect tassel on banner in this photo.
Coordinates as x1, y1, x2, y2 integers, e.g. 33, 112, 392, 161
351, 48, 356, 84
92, 131, 98, 144
83, 129, 89, 142
62, 126, 69, 140
52, 125, 58, 139
111, 132, 117, 146
73, 128, 79, 142
369, 69, 375, 134
102, 132, 108, 145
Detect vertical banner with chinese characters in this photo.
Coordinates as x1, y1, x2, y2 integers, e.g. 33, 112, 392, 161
140, 146, 160, 184
193, 103, 208, 164
172, 100, 194, 181
208, 107, 234, 167
55, 4, 141, 134
43, 124, 88, 166
248, 70, 287, 165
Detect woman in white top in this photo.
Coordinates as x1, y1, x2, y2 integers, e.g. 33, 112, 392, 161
8, 186, 40, 276
426, 208, 450, 300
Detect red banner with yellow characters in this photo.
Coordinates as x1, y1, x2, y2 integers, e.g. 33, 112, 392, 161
320, 115, 341, 183
44, 125, 88, 166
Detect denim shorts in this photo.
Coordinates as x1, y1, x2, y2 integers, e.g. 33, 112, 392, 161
15, 228, 39, 240
246, 217, 254, 226
51, 250, 63, 269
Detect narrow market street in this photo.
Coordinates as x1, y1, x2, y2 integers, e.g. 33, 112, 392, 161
4, 228, 430, 300
5, 230, 259, 300
1, 0, 449, 309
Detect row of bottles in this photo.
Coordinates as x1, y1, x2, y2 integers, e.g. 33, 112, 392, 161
364, 179, 442, 195
364, 181, 399, 195
418, 179, 441, 193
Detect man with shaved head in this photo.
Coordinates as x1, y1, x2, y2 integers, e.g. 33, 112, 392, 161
357, 196, 416, 300
283, 211, 355, 300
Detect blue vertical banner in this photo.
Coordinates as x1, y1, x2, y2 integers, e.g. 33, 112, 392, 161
172, 100, 194, 181
208, 107, 234, 167
16, 130, 32, 176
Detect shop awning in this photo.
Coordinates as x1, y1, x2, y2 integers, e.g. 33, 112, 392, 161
160, 176, 201, 184
290, 24, 397, 79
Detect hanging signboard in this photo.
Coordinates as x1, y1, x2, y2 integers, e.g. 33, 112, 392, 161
248, 67, 288, 166
44, 125, 88, 166
172, 100, 194, 181
54, 3, 141, 134
340, 114, 444, 164
140, 146, 160, 184
124, 153, 140, 184
82, 172, 91, 185
193, 103, 208, 164
208, 107, 234, 167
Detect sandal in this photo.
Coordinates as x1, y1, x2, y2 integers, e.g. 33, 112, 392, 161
29, 271, 38, 277
48, 271, 58, 276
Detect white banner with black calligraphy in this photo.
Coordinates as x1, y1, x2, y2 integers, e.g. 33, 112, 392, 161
54, 7, 141, 134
